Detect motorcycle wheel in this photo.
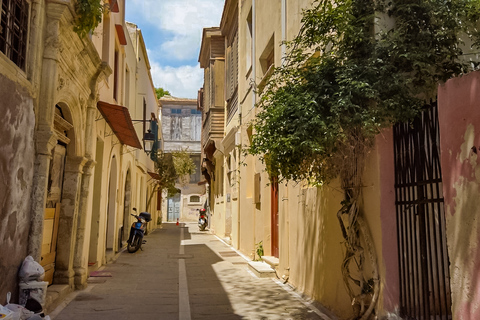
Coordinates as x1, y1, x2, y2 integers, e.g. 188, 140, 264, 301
127, 235, 141, 253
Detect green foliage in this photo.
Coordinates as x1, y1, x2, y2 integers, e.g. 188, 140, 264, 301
249, 0, 480, 185
74, 0, 104, 38
153, 150, 178, 197
255, 241, 264, 260
156, 87, 171, 99
171, 149, 197, 186
147, 148, 197, 209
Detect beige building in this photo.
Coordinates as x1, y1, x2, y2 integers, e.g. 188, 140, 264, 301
200, 0, 394, 318
0, 0, 160, 305
200, 0, 480, 319
159, 96, 206, 223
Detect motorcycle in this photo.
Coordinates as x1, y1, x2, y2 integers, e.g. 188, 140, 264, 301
127, 208, 151, 253
198, 208, 208, 231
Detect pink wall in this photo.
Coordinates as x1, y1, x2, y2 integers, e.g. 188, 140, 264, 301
377, 130, 400, 312
438, 70, 480, 319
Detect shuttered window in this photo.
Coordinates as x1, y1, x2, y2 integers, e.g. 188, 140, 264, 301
0, 0, 28, 69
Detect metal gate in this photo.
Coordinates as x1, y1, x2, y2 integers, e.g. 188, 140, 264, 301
393, 102, 452, 319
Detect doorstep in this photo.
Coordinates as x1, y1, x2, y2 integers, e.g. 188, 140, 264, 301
248, 261, 276, 278
261, 256, 279, 267
44, 284, 71, 314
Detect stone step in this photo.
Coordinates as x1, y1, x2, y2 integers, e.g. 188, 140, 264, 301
261, 256, 279, 267
248, 261, 276, 278
45, 284, 71, 314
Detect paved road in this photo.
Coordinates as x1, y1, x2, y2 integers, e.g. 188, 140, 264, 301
51, 223, 330, 320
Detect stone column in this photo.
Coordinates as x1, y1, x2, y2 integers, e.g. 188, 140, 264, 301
28, 1, 67, 260
73, 159, 95, 288
54, 156, 87, 286
72, 102, 97, 289
72, 63, 109, 288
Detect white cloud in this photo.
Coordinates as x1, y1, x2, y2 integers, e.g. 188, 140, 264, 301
128, 0, 224, 61
126, 0, 223, 98
151, 62, 203, 99
161, 34, 202, 61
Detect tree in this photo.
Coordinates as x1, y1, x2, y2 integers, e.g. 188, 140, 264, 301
155, 87, 171, 100
146, 149, 196, 209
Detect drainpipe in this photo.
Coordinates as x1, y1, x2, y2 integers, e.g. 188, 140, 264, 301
251, 0, 256, 258
281, 0, 286, 62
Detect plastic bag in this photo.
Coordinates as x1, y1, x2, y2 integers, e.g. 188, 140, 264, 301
18, 257, 44, 282
4, 292, 33, 320
0, 304, 14, 320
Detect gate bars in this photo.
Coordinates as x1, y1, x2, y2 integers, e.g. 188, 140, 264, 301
393, 102, 452, 319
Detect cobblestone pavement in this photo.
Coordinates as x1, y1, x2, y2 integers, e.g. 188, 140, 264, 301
50, 222, 333, 320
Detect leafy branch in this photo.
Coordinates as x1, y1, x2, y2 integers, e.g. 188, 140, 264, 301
73, 0, 105, 38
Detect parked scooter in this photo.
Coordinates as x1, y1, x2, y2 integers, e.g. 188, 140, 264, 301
198, 208, 208, 231
127, 208, 151, 253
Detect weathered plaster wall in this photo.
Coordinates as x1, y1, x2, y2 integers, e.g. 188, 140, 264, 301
376, 130, 401, 314
0, 74, 35, 302
438, 70, 480, 319
285, 182, 351, 319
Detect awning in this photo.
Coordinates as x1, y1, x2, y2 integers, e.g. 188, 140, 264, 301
115, 24, 127, 45
148, 172, 161, 181
97, 101, 142, 149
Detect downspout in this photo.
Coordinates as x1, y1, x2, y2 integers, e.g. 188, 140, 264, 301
281, 0, 286, 62
280, 0, 289, 278
251, 0, 256, 257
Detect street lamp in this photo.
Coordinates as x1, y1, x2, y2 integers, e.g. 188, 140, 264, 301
143, 130, 155, 153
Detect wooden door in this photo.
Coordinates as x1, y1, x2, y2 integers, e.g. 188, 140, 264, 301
41, 203, 61, 285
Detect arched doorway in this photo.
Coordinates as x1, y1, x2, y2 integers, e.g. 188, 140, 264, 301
122, 169, 132, 244
41, 105, 73, 285
106, 156, 118, 256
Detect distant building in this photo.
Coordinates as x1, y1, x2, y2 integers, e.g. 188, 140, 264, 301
159, 96, 206, 222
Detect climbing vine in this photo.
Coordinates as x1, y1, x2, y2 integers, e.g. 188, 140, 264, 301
248, 0, 480, 317
73, 0, 105, 38
250, 0, 480, 185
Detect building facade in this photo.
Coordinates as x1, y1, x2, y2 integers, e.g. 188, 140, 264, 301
160, 96, 206, 223
0, 0, 160, 305
199, 1, 480, 319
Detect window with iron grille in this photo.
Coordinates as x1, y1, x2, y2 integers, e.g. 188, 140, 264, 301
0, 0, 28, 70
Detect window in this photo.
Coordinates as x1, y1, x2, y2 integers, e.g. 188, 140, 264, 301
260, 35, 275, 75
190, 195, 200, 203
190, 110, 201, 115
0, 0, 28, 69
171, 109, 182, 114
113, 49, 119, 101
246, 9, 252, 74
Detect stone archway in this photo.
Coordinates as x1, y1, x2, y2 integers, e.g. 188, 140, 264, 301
52, 103, 88, 287
41, 105, 72, 284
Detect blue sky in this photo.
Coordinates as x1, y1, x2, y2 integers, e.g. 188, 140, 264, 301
125, 0, 225, 99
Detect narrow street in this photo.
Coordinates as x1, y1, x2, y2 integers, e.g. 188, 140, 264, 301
50, 223, 330, 320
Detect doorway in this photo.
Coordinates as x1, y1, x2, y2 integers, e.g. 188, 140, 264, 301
122, 169, 132, 244
106, 156, 118, 252
167, 193, 181, 222
393, 102, 452, 318
270, 179, 279, 258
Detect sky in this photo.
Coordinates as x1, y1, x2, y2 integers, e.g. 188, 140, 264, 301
125, 0, 225, 99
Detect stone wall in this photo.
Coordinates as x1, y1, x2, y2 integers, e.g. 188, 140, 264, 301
0, 74, 36, 303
